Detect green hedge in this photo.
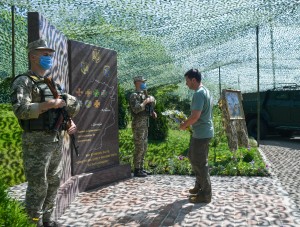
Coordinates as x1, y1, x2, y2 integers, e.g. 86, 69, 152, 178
0, 104, 25, 186
0, 167, 34, 227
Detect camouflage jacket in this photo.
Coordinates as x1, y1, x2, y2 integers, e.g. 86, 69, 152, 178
10, 71, 80, 143
129, 90, 154, 121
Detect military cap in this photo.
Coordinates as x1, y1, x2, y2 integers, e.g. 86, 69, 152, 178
27, 39, 55, 53
133, 76, 147, 82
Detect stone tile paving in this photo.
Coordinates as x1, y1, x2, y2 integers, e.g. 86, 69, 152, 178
260, 137, 300, 213
8, 137, 300, 226
54, 175, 299, 226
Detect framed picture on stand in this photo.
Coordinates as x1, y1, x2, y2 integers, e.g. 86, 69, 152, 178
223, 89, 245, 120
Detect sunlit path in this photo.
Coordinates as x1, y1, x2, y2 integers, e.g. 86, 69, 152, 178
9, 174, 300, 226
260, 136, 300, 213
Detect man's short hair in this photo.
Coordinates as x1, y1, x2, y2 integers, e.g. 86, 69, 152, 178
184, 69, 201, 83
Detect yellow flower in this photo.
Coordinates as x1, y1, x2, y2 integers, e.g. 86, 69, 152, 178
162, 110, 192, 133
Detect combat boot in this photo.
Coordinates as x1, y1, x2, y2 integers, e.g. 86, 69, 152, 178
43, 221, 59, 227
189, 191, 212, 204
189, 183, 200, 194
141, 168, 152, 175
134, 168, 147, 177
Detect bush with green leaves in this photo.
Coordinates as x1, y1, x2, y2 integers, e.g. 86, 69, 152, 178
148, 101, 169, 141
118, 84, 129, 129
119, 106, 270, 177
0, 77, 13, 103
0, 104, 25, 186
0, 167, 34, 227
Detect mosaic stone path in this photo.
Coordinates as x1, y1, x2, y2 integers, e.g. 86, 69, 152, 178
55, 175, 299, 226
260, 136, 300, 213
8, 137, 300, 226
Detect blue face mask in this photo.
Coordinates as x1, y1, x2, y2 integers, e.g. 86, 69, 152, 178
39, 55, 53, 70
140, 83, 147, 90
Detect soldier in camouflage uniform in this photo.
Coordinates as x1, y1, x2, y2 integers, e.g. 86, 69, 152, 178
129, 76, 157, 177
10, 39, 80, 227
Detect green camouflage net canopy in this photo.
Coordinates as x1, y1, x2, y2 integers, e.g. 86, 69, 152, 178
1, 0, 300, 99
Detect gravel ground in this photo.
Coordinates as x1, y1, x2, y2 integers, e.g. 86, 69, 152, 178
259, 135, 300, 212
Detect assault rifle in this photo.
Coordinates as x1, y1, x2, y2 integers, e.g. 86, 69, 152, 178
44, 77, 79, 156
143, 90, 154, 117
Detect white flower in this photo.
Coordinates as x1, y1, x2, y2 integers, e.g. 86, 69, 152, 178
162, 109, 192, 132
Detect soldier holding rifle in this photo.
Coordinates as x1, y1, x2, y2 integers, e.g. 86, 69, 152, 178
129, 76, 157, 177
10, 39, 80, 227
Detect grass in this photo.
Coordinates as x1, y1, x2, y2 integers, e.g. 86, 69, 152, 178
0, 167, 34, 227
0, 103, 270, 188
119, 127, 270, 177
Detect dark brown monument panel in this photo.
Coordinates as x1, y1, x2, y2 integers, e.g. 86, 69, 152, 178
27, 13, 131, 221
69, 40, 119, 175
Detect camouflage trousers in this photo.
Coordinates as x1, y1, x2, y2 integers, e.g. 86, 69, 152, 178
132, 120, 148, 169
22, 138, 63, 226
188, 137, 212, 195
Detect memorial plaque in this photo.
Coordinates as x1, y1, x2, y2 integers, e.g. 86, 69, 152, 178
27, 13, 131, 220
69, 40, 119, 175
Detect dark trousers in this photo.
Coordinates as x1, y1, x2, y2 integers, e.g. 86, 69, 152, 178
188, 137, 212, 195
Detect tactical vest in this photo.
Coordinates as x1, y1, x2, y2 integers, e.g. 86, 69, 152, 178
13, 73, 63, 132
131, 91, 154, 116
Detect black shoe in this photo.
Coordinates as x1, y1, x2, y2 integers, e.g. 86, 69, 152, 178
134, 168, 147, 177
43, 221, 59, 227
189, 194, 211, 203
188, 186, 200, 194
142, 169, 152, 175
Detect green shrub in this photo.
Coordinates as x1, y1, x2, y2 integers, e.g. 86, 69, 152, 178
119, 124, 270, 177
0, 104, 25, 186
118, 84, 129, 129
0, 77, 13, 104
148, 101, 169, 141
0, 167, 34, 227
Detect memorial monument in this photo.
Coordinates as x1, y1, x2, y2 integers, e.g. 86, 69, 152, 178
28, 12, 131, 219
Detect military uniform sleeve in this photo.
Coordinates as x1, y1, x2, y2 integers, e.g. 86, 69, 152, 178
129, 92, 145, 114
63, 93, 81, 117
10, 76, 40, 119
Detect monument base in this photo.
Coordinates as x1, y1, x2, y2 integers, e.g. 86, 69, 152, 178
54, 164, 131, 219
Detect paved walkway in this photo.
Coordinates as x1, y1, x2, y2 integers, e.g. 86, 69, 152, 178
8, 137, 300, 226
56, 175, 300, 227
260, 136, 300, 212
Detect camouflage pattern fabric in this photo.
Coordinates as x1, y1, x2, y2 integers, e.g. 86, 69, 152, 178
22, 137, 63, 224
10, 71, 80, 225
132, 118, 148, 169
129, 91, 153, 169
63, 93, 80, 118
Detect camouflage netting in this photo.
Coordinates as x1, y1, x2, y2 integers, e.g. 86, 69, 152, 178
1, 0, 300, 102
